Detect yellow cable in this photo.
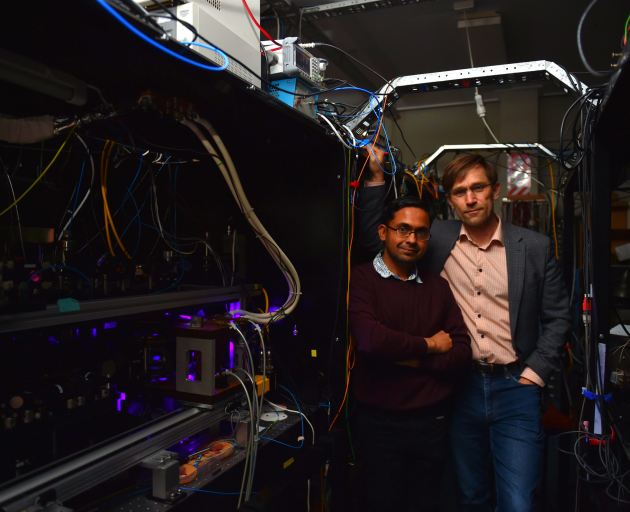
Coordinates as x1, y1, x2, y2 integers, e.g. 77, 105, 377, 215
102, 143, 132, 259
0, 126, 77, 217
101, 141, 116, 257
262, 287, 269, 313
547, 159, 559, 260
405, 171, 422, 198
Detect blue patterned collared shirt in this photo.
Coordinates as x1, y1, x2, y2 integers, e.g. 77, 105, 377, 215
373, 252, 423, 284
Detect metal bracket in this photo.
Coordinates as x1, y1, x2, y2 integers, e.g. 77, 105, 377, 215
140, 451, 185, 504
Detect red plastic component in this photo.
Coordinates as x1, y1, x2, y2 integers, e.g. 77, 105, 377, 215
586, 427, 615, 446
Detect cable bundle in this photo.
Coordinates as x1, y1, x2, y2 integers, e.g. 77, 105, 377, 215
181, 116, 300, 324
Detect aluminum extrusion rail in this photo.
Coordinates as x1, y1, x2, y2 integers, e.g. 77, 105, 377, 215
0, 285, 261, 333
341, 61, 588, 139
419, 143, 557, 169
0, 407, 227, 512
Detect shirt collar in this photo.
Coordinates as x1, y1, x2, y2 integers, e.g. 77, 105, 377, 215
373, 252, 423, 283
458, 215, 504, 249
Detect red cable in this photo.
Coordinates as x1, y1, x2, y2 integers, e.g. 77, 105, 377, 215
241, 0, 281, 48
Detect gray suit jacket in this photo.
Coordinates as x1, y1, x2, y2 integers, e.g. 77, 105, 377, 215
422, 219, 572, 384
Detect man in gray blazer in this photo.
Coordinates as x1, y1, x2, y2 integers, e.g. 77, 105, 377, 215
355, 149, 571, 512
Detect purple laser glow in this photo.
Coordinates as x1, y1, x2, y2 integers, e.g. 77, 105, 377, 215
116, 392, 126, 412
229, 302, 241, 319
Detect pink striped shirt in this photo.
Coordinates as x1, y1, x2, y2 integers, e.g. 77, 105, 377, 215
440, 217, 543, 386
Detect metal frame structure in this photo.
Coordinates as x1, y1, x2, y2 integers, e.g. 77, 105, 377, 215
300, 0, 437, 22
416, 143, 557, 170
0, 285, 260, 333
0, 407, 226, 512
341, 61, 588, 139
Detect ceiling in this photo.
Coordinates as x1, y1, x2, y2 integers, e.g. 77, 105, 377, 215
262, 0, 628, 108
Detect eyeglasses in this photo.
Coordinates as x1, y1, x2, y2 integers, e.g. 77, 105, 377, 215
449, 183, 494, 198
387, 225, 431, 241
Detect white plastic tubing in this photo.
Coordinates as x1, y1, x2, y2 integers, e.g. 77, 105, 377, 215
180, 117, 301, 324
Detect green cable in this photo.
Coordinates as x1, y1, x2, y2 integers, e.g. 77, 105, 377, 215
625, 13, 630, 43
345, 149, 356, 462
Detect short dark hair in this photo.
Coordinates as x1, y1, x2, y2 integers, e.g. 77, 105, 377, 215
380, 196, 434, 227
442, 154, 497, 193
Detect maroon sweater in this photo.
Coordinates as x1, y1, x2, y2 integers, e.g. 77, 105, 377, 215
349, 262, 471, 412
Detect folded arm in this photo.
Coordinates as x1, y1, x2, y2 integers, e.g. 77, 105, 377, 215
397, 280, 472, 371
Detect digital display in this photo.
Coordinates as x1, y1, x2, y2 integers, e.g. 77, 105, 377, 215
295, 49, 311, 74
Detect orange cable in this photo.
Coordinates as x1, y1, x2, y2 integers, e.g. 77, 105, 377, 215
348, 98, 387, 292
334, 104, 387, 432
101, 141, 115, 257
328, 335, 354, 431
102, 143, 132, 259
425, 179, 438, 198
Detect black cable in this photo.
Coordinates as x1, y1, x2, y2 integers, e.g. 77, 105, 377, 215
576, 0, 613, 77
388, 106, 417, 160
311, 43, 390, 87
613, 305, 630, 338
147, 0, 199, 42
352, 174, 395, 212
327, 101, 359, 109
118, 0, 168, 35
106, 1, 362, 99
298, 7, 304, 42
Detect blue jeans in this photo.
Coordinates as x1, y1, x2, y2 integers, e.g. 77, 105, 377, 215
449, 368, 544, 512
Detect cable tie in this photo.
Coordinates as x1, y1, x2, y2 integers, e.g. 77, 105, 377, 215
581, 387, 612, 402
350, 181, 360, 188
289, 291, 302, 295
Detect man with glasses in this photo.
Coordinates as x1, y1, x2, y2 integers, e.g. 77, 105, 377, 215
357, 151, 571, 512
349, 195, 471, 512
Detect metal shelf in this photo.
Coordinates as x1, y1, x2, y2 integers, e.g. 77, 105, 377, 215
0, 285, 261, 334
